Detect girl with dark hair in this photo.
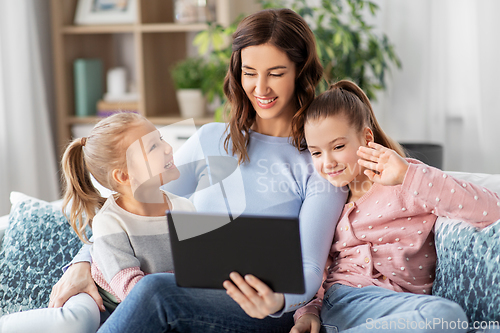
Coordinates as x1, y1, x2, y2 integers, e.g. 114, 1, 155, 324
291, 80, 500, 333
48, 8, 347, 333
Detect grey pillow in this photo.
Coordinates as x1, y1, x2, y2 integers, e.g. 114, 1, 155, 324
0, 194, 84, 314
433, 217, 500, 323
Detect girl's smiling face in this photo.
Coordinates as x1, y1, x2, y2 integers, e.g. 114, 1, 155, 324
125, 120, 180, 197
305, 114, 372, 189
240, 43, 297, 125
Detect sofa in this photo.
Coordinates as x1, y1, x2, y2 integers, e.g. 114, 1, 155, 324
0, 171, 499, 325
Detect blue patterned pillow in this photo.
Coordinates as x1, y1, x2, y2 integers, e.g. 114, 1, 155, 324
0, 193, 84, 315
433, 217, 500, 323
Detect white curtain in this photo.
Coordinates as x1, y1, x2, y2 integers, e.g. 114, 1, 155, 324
0, 0, 59, 216
372, 0, 500, 173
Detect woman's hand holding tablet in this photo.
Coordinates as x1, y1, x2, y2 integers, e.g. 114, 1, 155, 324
223, 272, 285, 319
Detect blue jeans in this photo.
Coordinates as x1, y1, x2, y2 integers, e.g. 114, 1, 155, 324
97, 273, 294, 333
320, 284, 474, 333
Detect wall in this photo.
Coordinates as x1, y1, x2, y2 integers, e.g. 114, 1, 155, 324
370, 0, 500, 173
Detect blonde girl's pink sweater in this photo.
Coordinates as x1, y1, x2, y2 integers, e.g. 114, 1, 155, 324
295, 160, 500, 321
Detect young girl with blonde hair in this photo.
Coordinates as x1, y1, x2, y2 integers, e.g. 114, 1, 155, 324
0, 113, 195, 332
291, 80, 500, 333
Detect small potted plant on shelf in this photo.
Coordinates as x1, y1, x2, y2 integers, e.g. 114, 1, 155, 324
192, 19, 238, 121
170, 56, 209, 118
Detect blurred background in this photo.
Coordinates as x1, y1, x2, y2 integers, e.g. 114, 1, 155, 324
0, 0, 499, 215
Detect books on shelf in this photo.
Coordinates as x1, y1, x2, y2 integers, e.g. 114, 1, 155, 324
104, 92, 139, 103
74, 58, 103, 117
97, 100, 139, 117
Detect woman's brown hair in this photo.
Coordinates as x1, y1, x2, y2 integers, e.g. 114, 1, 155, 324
294, 80, 405, 156
223, 8, 323, 164
61, 112, 145, 243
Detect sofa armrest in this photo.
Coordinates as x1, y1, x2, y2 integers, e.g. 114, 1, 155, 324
445, 171, 500, 194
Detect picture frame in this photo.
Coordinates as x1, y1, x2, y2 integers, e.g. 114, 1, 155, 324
74, 0, 137, 25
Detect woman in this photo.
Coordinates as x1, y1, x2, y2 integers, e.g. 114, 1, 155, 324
50, 8, 347, 333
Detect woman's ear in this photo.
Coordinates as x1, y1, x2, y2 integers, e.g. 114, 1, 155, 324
112, 169, 130, 186
363, 127, 374, 145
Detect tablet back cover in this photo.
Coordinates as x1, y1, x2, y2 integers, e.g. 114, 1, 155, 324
167, 212, 305, 294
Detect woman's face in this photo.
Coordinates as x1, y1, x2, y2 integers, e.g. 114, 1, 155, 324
240, 43, 297, 122
305, 114, 371, 188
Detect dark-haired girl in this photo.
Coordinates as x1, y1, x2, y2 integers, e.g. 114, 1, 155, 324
291, 80, 500, 333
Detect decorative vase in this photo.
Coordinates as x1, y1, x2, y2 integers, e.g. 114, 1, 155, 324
176, 89, 206, 118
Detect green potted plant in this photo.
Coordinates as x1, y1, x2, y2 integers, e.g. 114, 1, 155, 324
170, 56, 209, 118
193, 0, 401, 119
192, 19, 239, 121
199, 54, 229, 120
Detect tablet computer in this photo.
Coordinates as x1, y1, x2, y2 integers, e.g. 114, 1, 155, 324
166, 211, 305, 294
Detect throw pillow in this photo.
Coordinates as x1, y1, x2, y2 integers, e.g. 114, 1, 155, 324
0, 192, 85, 315
433, 217, 500, 323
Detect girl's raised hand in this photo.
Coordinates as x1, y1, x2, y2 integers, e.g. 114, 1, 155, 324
223, 272, 285, 319
357, 142, 409, 186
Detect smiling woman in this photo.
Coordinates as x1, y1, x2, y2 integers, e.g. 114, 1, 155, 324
223, 8, 322, 165
240, 44, 297, 137
46, 8, 347, 333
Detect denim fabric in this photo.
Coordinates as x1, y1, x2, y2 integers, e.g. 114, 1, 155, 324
320, 284, 470, 333
97, 273, 294, 333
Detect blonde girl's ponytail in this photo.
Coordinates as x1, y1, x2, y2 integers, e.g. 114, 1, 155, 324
61, 138, 105, 243
61, 112, 145, 243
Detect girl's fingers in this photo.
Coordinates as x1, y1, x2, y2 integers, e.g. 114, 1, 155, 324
364, 169, 382, 183
363, 169, 374, 180
358, 159, 379, 172
367, 141, 387, 151
357, 148, 379, 162
358, 145, 381, 157
311, 318, 321, 333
